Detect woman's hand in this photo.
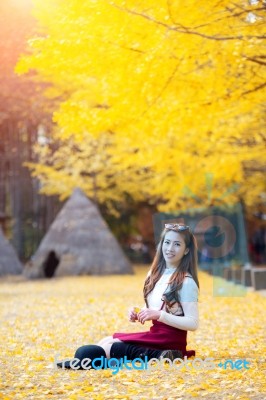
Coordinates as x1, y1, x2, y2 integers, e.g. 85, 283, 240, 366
128, 307, 138, 322
137, 309, 161, 324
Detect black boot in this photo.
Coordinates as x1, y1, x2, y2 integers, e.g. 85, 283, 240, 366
159, 349, 183, 361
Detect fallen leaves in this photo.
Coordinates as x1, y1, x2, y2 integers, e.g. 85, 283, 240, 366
0, 266, 265, 399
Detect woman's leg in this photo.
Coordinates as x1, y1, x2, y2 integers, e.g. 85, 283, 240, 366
99, 341, 120, 358
97, 336, 122, 347
57, 344, 107, 369
75, 345, 107, 369
110, 342, 183, 362
57, 337, 123, 369
57, 342, 182, 369
110, 342, 162, 361
96, 336, 122, 357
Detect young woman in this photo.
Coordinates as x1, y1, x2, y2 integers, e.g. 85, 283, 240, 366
57, 223, 200, 369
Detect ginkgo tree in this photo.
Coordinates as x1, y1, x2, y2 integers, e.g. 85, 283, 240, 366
16, 0, 266, 214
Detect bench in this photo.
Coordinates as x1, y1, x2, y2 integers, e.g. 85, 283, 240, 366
250, 267, 266, 290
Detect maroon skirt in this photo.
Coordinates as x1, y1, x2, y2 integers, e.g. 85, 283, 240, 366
113, 320, 195, 359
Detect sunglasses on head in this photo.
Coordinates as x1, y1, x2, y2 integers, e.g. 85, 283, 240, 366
164, 223, 190, 231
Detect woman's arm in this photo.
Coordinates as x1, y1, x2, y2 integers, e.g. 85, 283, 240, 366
158, 301, 199, 331
136, 302, 198, 330
158, 277, 199, 331
138, 270, 199, 330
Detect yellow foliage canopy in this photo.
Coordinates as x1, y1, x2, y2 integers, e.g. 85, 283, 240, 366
16, 0, 266, 213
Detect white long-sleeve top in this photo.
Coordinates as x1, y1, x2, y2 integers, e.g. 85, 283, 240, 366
143, 266, 199, 332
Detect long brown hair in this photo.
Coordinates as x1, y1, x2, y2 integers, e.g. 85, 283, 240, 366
143, 226, 200, 307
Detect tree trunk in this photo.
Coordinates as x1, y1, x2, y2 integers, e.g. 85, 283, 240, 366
136, 202, 157, 260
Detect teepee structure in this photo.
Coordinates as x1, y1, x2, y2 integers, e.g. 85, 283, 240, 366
24, 188, 133, 278
0, 227, 23, 276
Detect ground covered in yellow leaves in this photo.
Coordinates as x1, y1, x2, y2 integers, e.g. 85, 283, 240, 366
0, 266, 265, 400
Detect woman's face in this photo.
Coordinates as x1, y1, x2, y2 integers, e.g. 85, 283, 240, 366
162, 230, 188, 267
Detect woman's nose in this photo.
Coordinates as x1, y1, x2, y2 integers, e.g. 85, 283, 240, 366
167, 243, 174, 251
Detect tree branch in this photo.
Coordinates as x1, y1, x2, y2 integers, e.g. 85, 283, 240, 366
192, 6, 266, 29
141, 61, 180, 116
111, 3, 266, 41
242, 82, 266, 95
244, 55, 266, 66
